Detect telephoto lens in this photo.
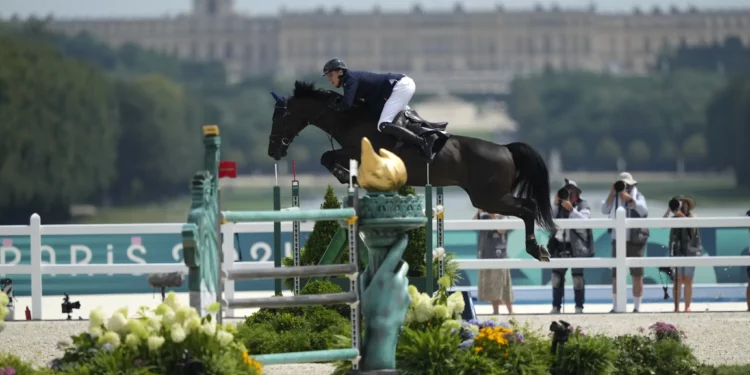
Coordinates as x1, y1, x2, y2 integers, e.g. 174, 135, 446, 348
669, 198, 681, 212
613, 180, 625, 193
557, 188, 569, 200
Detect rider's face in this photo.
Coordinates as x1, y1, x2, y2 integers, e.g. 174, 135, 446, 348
326, 70, 343, 88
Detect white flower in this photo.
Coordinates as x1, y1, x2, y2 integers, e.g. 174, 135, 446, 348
432, 305, 450, 320
175, 306, 198, 324
115, 306, 129, 318
413, 297, 433, 323
447, 292, 465, 315
154, 303, 172, 315
206, 302, 221, 314
148, 336, 165, 351
126, 318, 148, 339
442, 319, 461, 331
147, 315, 163, 332
89, 307, 106, 328
163, 310, 176, 326
99, 331, 121, 348
89, 326, 103, 338
170, 324, 187, 343
164, 292, 181, 310
216, 330, 233, 345
183, 316, 202, 334
107, 312, 128, 333
200, 322, 217, 336
125, 334, 140, 349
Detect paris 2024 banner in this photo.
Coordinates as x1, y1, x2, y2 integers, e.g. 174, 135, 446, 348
0, 228, 748, 296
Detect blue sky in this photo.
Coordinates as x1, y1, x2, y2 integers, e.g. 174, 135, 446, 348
3, 0, 749, 19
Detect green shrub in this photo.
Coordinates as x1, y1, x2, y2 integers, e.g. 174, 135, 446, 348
300, 280, 350, 318
652, 338, 701, 375
396, 326, 464, 375
398, 185, 426, 277
238, 304, 350, 355
556, 332, 617, 375
0, 353, 57, 375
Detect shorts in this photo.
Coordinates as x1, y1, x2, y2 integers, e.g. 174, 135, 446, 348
674, 267, 696, 278
611, 240, 646, 277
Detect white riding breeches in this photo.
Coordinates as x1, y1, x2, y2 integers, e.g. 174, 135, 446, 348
377, 76, 415, 127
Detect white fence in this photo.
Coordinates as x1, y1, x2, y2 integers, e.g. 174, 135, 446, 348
2, 208, 750, 319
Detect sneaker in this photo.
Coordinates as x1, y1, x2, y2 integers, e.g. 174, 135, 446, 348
575, 307, 584, 314
550, 307, 561, 314
633, 308, 640, 313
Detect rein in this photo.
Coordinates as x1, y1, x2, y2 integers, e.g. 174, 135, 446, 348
271, 95, 340, 152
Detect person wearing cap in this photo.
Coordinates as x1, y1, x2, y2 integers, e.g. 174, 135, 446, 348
549, 178, 593, 314
320, 58, 432, 158
602, 172, 649, 313
665, 195, 702, 312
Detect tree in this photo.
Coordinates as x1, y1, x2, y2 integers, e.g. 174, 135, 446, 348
627, 140, 652, 165
109, 74, 202, 203
0, 33, 118, 223
595, 137, 622, 167
562, 138, 586, 164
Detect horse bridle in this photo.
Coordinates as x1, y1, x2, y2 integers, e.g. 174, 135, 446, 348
269, 95, 340, 151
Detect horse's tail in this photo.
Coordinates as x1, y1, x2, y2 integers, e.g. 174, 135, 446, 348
505, 142, 556, 231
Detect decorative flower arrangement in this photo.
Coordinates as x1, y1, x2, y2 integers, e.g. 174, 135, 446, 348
647, 321, 686, 342
0, 366, 15, 375
0, 292, 8, 327
51, 292, 261, 374
456, 319, 525, 352
403, 275, 466, 330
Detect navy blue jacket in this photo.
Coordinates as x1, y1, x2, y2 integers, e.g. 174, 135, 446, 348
339, 70, 405, 113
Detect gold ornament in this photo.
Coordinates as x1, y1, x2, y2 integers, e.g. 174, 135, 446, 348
357, 137, 407, 192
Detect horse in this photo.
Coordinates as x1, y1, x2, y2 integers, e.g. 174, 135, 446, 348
267, 81, 555, 262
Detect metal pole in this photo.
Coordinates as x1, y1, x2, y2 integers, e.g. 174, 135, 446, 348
436, 187, 445, 280
347, 158, 361, 370
216, 186, 223, 324
425, 163, 434, 296
273, 164, 282, 296
292, 161, 301, 295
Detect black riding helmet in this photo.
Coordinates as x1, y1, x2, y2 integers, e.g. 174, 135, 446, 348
322, 58, 347, 76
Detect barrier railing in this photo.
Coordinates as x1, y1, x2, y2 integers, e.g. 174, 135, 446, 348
2, 210, 750, 318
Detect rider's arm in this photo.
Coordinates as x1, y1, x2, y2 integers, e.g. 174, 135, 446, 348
339, 74, 359, 110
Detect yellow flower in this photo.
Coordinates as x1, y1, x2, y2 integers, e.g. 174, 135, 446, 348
170, 323, 187, 343
125, 334, 140, 349
147, 336, 165, 351
243, 352, 263, 374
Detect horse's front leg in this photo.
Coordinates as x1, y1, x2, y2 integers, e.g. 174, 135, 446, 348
321, 149, 356, 185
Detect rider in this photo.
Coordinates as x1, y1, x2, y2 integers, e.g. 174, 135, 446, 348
321, 58, 433, 157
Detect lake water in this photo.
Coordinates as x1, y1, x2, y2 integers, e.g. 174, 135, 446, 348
301, 188, 749, 220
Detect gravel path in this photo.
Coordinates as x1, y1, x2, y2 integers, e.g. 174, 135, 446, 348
1, 312, 748, 373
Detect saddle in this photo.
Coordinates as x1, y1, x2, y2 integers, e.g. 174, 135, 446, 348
393, 108, 449, 133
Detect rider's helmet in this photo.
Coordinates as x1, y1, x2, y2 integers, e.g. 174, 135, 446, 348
322, 58, 348, 76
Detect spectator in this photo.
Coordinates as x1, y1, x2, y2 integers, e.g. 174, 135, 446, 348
602, 172, 649, 313
474, 209, 514, 315
746, 210, 750, 312
548, 179, 593, 314
665, 196, 702, 312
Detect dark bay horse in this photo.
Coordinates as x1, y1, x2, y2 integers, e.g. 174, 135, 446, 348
267, 81, 554, 261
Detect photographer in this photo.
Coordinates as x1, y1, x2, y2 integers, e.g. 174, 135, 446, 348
664, 196, 702, 312
548, 179, 593, 314
602, 172, 649, 313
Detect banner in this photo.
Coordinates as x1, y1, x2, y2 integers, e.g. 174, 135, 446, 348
0, 228, 747, 296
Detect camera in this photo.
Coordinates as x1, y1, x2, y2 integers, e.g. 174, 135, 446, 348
669, 198, 681, 212
61, 293, 81, 320
557, 187, 569, 201
613, 180, 626, 193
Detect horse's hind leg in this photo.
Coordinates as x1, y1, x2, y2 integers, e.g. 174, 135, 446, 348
470, 190, 550, 262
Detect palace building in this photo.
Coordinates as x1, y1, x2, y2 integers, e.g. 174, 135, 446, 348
29, 0, 750, 94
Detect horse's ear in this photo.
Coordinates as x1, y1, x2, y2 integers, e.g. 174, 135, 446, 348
270, 92, 284, 104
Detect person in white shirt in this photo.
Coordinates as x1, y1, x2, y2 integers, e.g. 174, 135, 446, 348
601, 172, 649, 313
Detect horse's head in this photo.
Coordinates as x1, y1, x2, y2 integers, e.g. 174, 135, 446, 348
267, 81, 339, 161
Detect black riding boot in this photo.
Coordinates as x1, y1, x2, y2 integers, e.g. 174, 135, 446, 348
378, 122, 432, 158
552, 286, 564, 310
574, 289, 585, 309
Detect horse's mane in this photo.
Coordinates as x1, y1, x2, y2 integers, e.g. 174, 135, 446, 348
292, 81, 341, 101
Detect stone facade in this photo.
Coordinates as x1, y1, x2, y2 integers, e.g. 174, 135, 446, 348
37, 0, 750, 93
